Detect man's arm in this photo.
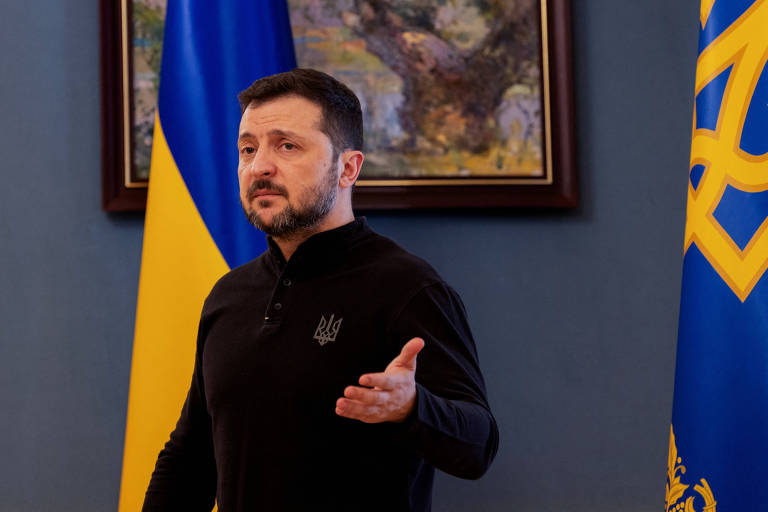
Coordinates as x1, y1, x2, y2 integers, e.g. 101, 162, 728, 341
142, 318, 217, 512
336, 281, 499, 479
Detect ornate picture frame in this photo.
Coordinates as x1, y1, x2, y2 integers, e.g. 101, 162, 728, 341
100, 0, 576, 211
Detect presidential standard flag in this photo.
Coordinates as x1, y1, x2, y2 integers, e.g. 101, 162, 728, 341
666, 1, 768, 510
118, 2, 296, 510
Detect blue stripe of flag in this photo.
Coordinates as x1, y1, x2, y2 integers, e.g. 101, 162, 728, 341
158, 0, 297, 268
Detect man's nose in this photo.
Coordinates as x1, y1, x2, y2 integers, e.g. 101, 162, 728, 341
245, 149, 277, 178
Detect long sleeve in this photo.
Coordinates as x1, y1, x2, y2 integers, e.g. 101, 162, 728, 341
142, 315, 217, 512
388, 281, 499, 479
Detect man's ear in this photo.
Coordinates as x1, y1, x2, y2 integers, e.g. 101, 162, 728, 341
338, 150, 364, 188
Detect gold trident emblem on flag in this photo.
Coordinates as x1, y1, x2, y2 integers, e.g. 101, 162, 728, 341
685, 0, 768, 302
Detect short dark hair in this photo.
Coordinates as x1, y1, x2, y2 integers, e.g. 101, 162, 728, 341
238, 68, 363, 154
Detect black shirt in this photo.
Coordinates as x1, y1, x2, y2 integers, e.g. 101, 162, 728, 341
143, 218, 498, 511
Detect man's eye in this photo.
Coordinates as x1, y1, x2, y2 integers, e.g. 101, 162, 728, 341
281, 142, 297, 151
241, 146, 255, 154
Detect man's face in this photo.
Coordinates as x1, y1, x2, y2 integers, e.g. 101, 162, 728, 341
237, 95, 339, 238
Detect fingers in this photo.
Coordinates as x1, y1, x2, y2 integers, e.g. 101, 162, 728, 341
358, 372, 396, 389
335, 397, 383, 423
343, 385, 390, 405
335, 386, 415, 424
389, 337, 425, 370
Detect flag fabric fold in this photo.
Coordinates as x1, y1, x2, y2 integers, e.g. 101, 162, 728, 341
667, 1, 768, 510
118, 3, 296, 510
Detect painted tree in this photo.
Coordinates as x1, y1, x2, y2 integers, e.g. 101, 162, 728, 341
314, 0, 540, 155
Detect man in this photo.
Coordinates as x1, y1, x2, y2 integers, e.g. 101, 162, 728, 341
143, 68, 498, 512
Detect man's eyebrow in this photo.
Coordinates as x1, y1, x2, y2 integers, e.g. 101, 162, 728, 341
268, 129, 307, 141
237, 129, 307, 142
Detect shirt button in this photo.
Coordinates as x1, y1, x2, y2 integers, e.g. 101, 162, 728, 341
274, 303, 283, 310
283, 279, 292, 286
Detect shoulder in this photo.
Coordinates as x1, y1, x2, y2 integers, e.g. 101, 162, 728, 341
355, 229, 472, 323
351, 230, 453, 314
359, 230, 443, 286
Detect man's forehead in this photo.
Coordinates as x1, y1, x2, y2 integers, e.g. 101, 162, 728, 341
240, 95, 322, 130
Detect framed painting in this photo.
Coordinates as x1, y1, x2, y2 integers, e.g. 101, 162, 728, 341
101, 0, 576, 211
100, 0, 164, 211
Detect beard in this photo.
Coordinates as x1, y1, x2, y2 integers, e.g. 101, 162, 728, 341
241, 162, 338, 238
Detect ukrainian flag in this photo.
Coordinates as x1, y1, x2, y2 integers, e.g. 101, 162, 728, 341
667, 1, 768, 510
118, 2, 295, 510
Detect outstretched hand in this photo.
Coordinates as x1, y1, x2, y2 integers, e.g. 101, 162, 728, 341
335, 337, 425, 423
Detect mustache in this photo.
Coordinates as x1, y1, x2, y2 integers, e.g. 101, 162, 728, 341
247, 180, 289, 199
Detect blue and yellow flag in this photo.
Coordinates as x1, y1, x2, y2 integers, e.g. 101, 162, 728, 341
118, 2, 295, 510
667, 1, 768, 510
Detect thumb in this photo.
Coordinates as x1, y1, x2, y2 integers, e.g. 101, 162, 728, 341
390, 337, 425, 371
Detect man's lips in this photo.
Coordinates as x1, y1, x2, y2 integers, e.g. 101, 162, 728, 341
251, 190, 283, 200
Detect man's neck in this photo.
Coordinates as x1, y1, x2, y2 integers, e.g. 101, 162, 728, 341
272, 211, 354, 261
272, 230, 317, 262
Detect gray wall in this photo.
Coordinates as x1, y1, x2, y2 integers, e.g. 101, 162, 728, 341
0, 1, 696, 510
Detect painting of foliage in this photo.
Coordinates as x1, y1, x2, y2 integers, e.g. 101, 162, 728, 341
131, 0, 166, 181
128, 0, 542, 181
289, 0, 543, 178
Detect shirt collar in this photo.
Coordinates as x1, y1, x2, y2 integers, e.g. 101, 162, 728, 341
265, 217, 370, 275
